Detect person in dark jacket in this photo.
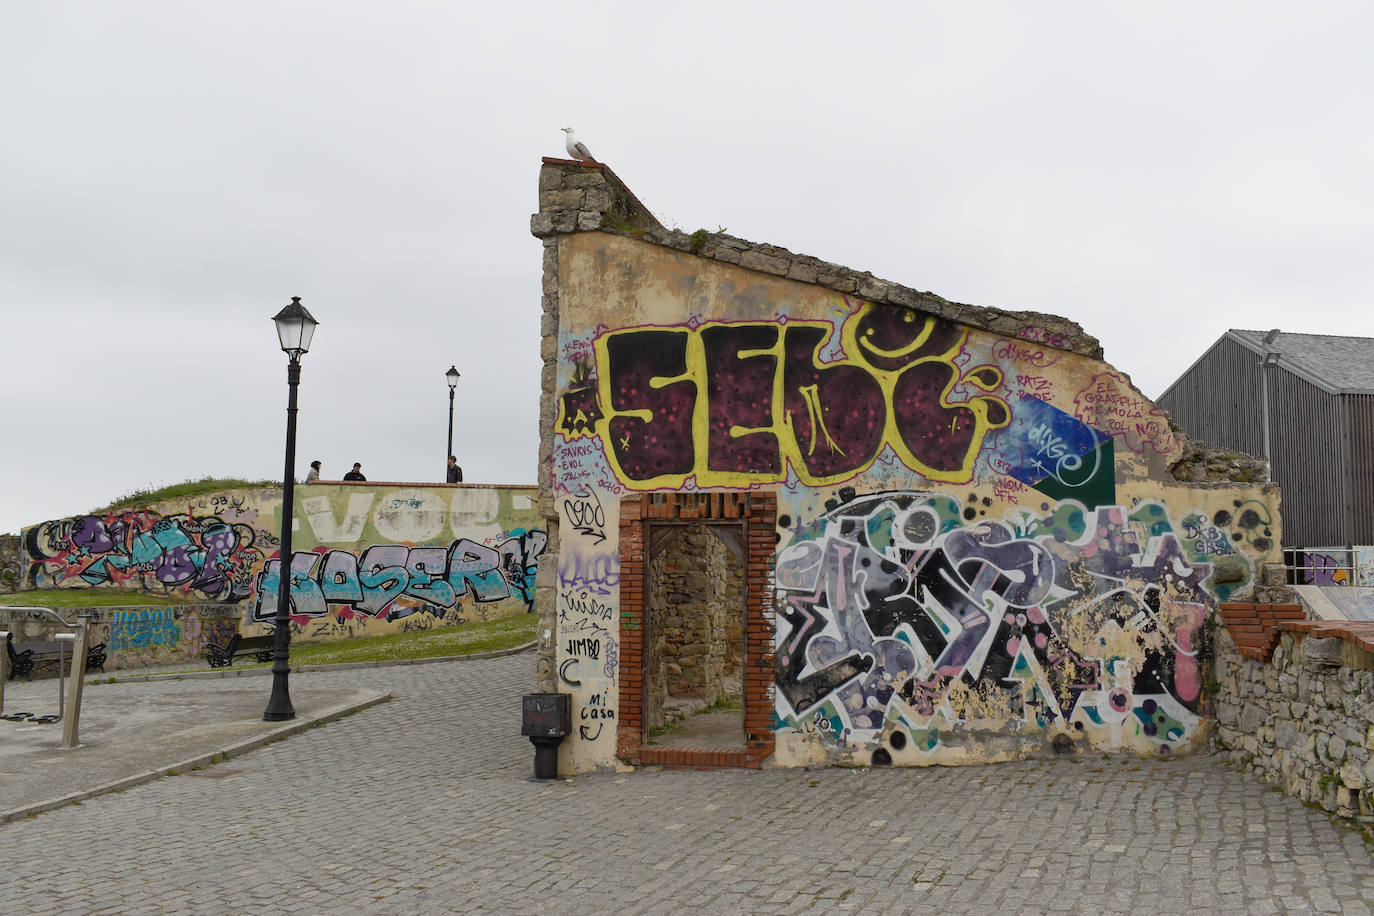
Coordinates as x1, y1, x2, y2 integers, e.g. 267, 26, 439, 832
446, 455, 463, 483
344, 462, 366, 481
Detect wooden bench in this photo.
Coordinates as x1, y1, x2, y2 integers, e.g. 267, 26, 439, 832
6, 634, 106, 680
204, 633, 276, 668
6, 633, 34, 680
86, 642, 108, 673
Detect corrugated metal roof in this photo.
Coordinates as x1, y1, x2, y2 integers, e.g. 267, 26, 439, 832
1229, 329, 1374, 394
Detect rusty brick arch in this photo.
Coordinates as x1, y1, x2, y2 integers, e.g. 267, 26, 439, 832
617, 491, 776, 768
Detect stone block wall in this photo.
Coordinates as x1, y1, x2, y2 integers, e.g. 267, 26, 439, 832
1, 604, 242, 672
1213, 613, 1374, 825
647, 525, 743, 726
0, 534, 19, 592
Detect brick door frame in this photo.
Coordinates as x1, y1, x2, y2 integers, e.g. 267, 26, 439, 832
617, 492, 776, 769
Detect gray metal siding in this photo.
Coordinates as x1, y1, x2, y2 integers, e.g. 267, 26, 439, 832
1157, 335, 1355, 547
1345, 394, 1374, 543
1268, 371, 1347, 546
1156, 337, 1266, 455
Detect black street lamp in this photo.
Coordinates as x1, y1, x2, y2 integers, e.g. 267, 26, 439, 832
1260, 329, 1281, 484
446, 365, 460, 479
264, 296, 319, 722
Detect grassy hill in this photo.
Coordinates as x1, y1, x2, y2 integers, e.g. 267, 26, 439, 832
88, 476, 278, 515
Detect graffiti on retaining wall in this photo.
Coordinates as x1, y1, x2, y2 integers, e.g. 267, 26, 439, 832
22, 510, 265, 602
250, 529, 546, 622
558, 304, 1011, 489
774, 491, 1221, 758
181, 608, 237, 654
108, 608, 182, 652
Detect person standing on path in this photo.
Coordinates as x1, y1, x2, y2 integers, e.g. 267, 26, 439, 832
344, 462, 366, 481
447, 455, 463, 483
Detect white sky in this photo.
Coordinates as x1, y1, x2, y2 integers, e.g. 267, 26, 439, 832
3, 1, 1372, 534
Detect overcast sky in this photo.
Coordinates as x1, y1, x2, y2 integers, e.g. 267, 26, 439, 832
3, 2, 1372, 534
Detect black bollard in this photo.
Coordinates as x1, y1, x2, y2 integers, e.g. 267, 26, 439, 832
521, 693, 571, 780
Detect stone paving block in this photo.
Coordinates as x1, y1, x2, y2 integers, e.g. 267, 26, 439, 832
2, 653, 1372, 914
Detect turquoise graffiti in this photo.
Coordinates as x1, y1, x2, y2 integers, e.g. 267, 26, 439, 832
109, 608, 182, 652
252, 529, 547, 622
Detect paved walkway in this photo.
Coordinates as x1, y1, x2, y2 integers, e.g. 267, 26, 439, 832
1, 653, 1370, 914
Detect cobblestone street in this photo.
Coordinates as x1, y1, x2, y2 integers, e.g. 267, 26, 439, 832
1, 652, 1370, 914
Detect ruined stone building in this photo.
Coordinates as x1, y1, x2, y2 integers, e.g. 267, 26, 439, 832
531, 158, 1280, 774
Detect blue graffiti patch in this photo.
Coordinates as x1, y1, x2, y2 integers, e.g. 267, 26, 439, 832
991, 396, 1115, 507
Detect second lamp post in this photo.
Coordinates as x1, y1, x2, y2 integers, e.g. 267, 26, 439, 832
446, 364, 460, 480
264, 296, 318, 722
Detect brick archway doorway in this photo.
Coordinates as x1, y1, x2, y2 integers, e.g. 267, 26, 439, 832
617, 492, 776, 768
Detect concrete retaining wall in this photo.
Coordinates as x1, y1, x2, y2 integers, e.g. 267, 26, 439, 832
16, 482, 544, 643
1, 604, 241, 671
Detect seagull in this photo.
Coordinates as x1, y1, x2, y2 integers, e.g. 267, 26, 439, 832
562, 127, 597, 163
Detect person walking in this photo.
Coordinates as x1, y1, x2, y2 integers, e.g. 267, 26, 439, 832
447, 455, 463, 483
344, 462, 366, 481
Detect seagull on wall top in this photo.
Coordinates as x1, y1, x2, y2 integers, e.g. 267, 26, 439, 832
562, 127, 597, 163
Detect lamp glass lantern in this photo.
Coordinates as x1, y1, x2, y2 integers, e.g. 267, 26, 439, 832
446, 365, 460, 390
273, 297, 319, 358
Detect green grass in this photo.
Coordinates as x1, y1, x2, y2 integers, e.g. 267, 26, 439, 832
141, 613, 538, 674
289, 614, 537, 665
0, 588, 198, 608
88, 476, 277, 515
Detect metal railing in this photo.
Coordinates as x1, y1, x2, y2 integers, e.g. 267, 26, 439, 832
1283, 547, 1365, 587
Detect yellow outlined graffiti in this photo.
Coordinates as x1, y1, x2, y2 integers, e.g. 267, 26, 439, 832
578, 301, 1008, 489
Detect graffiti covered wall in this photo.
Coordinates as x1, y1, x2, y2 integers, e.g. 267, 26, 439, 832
0, 604, 241, 671
19, 484, 543, 642
537, 178, 1282, 774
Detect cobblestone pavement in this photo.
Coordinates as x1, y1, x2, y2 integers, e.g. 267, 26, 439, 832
1, 653, 1370, 914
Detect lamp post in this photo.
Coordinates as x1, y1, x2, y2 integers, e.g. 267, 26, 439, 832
264, 296, 319, 722
1260, 331, 1281, 483
446, 364, 460, 479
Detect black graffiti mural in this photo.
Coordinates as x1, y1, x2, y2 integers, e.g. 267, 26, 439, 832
774, 492, 1215, 755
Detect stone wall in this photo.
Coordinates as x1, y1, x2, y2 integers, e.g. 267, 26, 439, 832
647, 525, 743, 728
1213, 617, 1374, 825
534, 157, 1285, 774
0, 534, 18, 592
1, 604, 242, 672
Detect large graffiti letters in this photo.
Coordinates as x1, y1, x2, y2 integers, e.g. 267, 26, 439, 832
251, 530, 546, 622
23, 510, 262, 602
564, 303, 1009, 489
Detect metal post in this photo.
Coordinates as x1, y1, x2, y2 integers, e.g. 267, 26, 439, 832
1260, 362, 1272, 481
55, 632, 72, 713
0, 630, 8, 714
264, 356, 300, 722
61, 620, 90, 749
447, 385, 455, 479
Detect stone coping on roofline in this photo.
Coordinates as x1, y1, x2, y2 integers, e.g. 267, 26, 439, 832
530, 157, 1103, 361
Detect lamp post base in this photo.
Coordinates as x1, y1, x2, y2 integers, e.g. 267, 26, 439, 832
263, 670, 295, 722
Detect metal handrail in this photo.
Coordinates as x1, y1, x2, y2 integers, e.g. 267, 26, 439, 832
0, 605, 84, 627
